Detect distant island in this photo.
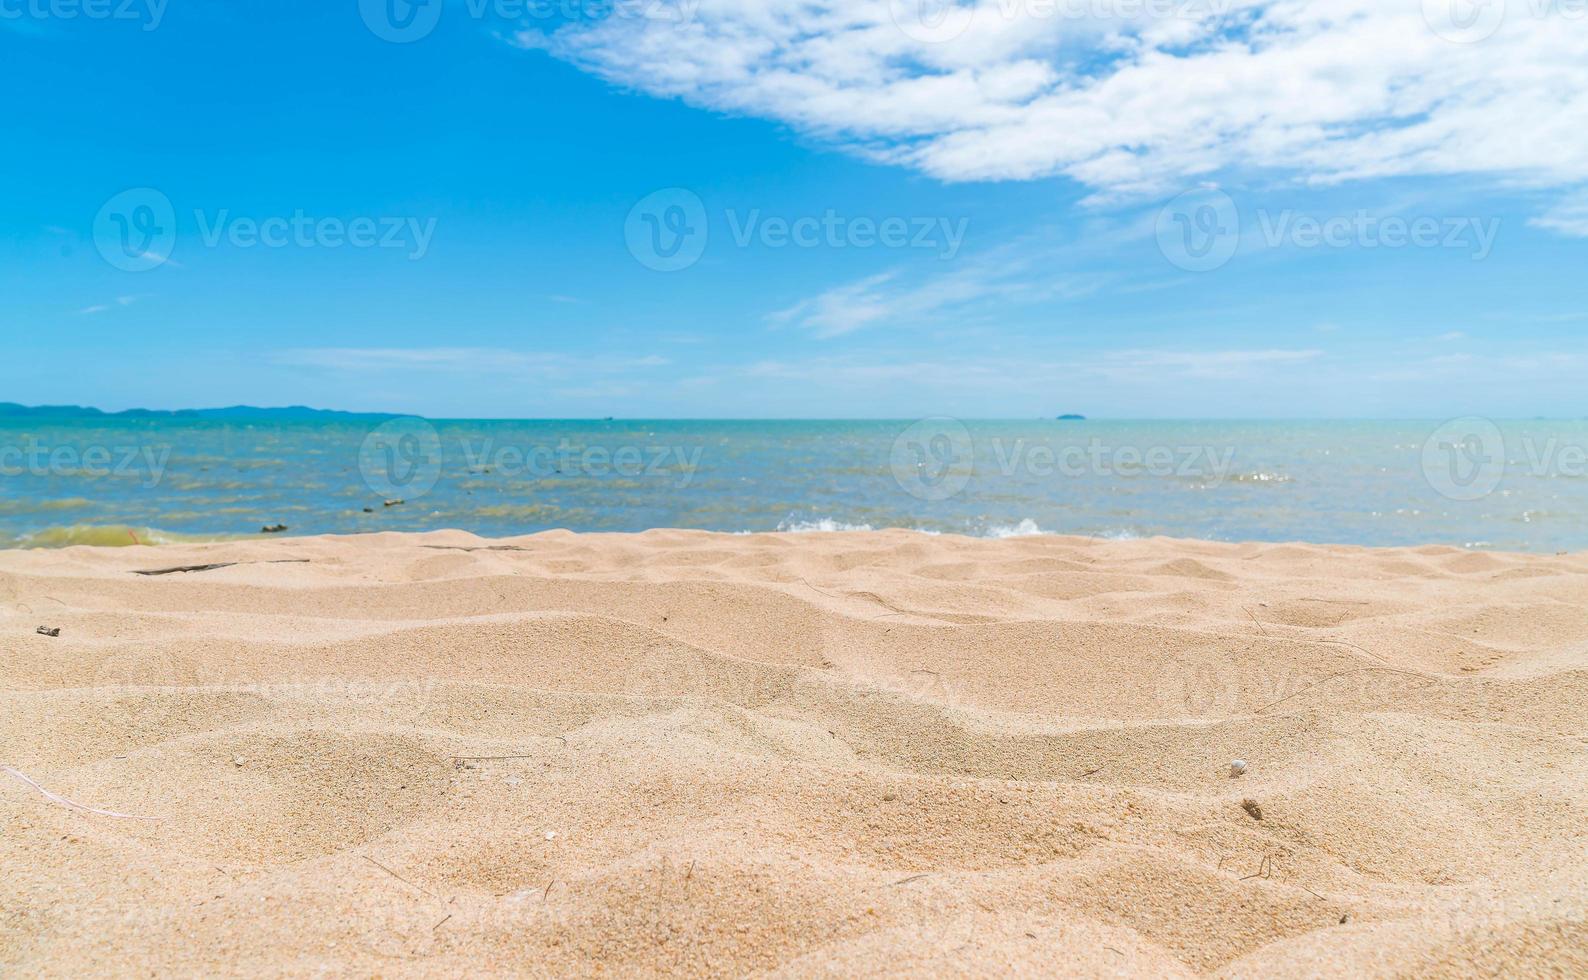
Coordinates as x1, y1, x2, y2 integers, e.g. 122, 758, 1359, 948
0, 403, 397, 421
1056, 414, 1087, 421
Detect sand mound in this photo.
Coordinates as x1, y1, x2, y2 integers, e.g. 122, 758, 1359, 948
2, 530, 1585, 976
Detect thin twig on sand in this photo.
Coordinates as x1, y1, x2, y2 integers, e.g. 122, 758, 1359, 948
1, 765, 161, 821
133, 560, 310, 577
1243, 607, 1271, 638
364, 855, 439, 899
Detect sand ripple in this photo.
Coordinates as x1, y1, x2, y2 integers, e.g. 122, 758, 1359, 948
2, 530, 1586, 976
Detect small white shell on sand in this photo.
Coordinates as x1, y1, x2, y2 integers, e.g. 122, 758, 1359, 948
545, 831, 558, 841
1230, 760, 1248, 777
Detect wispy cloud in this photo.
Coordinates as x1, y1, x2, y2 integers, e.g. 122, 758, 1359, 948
78, 296, 140, 316
1098, 348, 1325, 380
768, 244, 1109, 337
511, 1, 1588, 224
1529, 192, 1588, 237
738, 346, 1328, 391
277, 347, 668, 374
1369, 350, 1586, 383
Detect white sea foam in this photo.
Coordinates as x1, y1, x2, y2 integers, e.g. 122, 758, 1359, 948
772, 517, 1061, 539
775, 518, 876, 533
984, 519, 1049, 539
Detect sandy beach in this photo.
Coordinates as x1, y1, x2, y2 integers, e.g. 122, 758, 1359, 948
2, 529, 1585, 976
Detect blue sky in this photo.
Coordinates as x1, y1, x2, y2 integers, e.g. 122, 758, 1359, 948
1, 0, 1585, 418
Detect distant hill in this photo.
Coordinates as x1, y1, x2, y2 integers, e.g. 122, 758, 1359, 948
0, 403, 398, 421
1055, 414, 1087, 421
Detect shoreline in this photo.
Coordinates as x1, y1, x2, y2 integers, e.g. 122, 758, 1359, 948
2, 524, 1583, 558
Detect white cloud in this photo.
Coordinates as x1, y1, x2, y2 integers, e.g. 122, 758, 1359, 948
767, 241, 1110, 336
78, 296, 140, 316
1099, 347, 1324, 379
742, 346, 1324, 386
1528, 191, 1588, 237
512, 0, 1588, 218
277, 347, 668, 373
1368, 349, 1585, 383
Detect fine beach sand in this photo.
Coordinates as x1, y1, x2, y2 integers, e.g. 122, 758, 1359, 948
2, 530, 1586, 976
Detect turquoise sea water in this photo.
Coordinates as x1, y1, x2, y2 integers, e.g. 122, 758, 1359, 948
2, 417, 1586, 551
